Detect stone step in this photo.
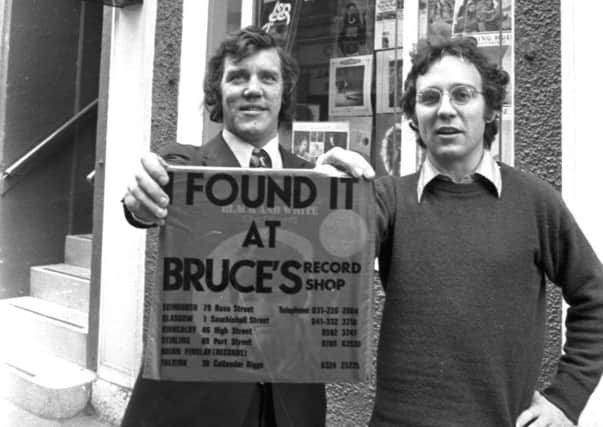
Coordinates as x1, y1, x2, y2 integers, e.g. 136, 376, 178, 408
0, 297, 88, 367
65, 234, 93, 270
31, 264, 90, 312
0, 398, 114, 427
0, 350, 96, 420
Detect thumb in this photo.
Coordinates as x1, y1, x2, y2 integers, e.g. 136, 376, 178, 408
515, 393, 540, 427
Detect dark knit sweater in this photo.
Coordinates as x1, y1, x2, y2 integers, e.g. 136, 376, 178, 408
371, 163, 603, 427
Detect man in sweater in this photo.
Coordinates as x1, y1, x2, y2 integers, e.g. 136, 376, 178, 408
121, 26, 372, 427
371, 37, 603, 427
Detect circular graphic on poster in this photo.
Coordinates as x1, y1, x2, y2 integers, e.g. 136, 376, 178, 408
380, 123, 402, 176
319, 209, 368, 258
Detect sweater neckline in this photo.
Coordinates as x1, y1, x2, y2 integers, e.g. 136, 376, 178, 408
426, 176, 495, 197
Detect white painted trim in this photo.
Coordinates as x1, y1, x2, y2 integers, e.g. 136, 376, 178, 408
505, 2, 516, 167
400, 0, 419, 175
97, 2, 157, 389
561, 0, 577, 223
176, 0, 210, 146
560, 0, 574, 351
241, 0, 254, 28
561, 1, 603, 425
0, 0, 13, 136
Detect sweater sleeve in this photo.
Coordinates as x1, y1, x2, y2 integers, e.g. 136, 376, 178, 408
538, 190, 603, 423
374, 176, 397, 287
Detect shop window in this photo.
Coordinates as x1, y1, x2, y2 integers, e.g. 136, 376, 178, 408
256, 0, 514, 176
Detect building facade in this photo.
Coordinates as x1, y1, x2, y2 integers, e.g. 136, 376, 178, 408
0, 0, 601, 425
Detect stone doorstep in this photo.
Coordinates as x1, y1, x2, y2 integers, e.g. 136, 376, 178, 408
64, 234, 92, 270
0, 297, 88, 367
90, 378, 131, 427
30, 264, 90, 312
0, 397, 114, 427
0, 351, 96, 420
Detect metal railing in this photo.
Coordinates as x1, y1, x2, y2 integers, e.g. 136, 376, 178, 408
1, 99, 98, 180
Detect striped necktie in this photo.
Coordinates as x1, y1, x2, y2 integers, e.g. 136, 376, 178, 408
249, 148, 272, 168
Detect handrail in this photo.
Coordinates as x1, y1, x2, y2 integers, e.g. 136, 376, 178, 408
2, 99, 98, 179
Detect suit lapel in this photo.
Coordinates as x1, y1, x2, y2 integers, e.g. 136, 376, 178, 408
200, 134, 241, 167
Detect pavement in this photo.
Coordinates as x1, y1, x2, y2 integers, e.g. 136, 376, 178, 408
0, 398, 113, 427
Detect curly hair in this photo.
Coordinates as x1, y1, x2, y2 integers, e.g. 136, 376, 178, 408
401, 37, 509, 149
203, 26, 299, 124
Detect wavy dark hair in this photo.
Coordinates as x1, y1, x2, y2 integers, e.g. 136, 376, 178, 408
401, 37, 509, 149
203, 26, 299, 124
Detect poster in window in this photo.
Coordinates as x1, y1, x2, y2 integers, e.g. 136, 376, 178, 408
329, 55, 373, 117
330, 116, 373, 161
292, 121, 350, 163
374, 0, 404, 50
491, 105, 513, 166
373, 114, 402, 177
333, 0, 374, 57
376, 49, 403, 113
426, 0, 455, 40
452, 0, 512, 35
259, 0, 303, 52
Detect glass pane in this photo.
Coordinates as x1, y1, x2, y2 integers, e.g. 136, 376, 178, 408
257, 0, 405, 176
227, 0, 243, 32
255, 0, 514, 174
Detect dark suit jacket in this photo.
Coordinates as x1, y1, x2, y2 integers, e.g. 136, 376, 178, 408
122, 135, 325, 427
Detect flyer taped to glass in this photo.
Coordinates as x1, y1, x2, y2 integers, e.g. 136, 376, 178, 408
143, 166, 376, 383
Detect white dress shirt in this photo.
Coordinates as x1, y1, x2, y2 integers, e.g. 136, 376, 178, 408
416, 149, 502, 202
222, 129, 283, 169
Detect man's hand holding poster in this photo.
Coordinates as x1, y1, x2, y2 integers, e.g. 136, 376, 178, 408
143, 167, 375, 383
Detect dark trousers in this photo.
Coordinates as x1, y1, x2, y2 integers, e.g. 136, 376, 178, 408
121, 377, 275, 427
121, 372, 325, 427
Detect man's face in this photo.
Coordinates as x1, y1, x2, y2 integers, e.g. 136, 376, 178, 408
415, 55, 489, 172
221, 48, 284, 146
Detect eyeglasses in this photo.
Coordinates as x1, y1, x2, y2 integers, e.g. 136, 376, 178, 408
416, 84, 482, 106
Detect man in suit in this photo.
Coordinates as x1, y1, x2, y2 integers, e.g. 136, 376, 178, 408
122, 26, 373, 427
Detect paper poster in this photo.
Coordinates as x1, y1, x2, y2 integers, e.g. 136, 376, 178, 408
292, 121, 350, 163
259, 0, 303, 52
426, 0, 455, 39
333, 0, 374, 57
143, 167, 375, 383
490, 105, 513, 166
452, 0, 512, 35
374, 0, 404, 50
376, 48, 404, 113
373, 114, 402, 176
330, 116, 373, 160
329, 55, 374, 117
